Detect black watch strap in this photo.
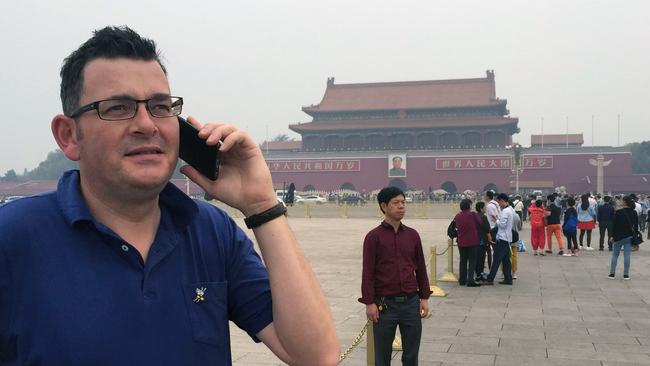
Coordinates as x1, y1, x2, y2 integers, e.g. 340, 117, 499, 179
244, 202, 287, 229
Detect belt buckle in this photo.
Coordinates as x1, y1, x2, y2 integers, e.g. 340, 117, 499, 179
395, 295, 407, 302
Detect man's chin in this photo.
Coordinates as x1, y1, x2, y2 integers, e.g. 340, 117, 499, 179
125, 169, 173, 191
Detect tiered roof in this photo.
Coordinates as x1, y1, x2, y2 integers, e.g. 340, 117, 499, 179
302, 71, 502, 114
290, 115, 517, 133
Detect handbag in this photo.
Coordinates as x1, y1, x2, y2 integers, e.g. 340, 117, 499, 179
622, 209, 643, 246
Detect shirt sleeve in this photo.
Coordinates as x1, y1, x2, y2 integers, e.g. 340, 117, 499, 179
413, 232, 431, 300
359, 231, 377, 305
223, 219, 273, 342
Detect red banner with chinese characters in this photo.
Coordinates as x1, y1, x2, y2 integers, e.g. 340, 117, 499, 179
435, 156, 554, 170
522, 156, 553, 169
267, 159, 361, 172
435, 157, 512, 170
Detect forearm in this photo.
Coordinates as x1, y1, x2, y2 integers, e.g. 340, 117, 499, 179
253, 216, 339, 364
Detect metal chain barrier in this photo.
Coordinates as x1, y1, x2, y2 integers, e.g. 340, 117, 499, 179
338, 320, 370, 364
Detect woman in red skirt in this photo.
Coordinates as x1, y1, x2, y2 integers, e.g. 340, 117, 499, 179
577, 194, 597, 250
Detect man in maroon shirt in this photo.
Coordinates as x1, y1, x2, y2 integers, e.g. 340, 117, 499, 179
359, 187, 431, 366
454, 198, 484, 287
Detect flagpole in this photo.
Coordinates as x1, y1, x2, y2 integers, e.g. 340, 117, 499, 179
542, 117, 544, 149
565, 116, 569, 148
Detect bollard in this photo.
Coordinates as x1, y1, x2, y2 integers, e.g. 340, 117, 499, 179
438, 238, 458, 282
305, 203, 311, 218
340, 203, 349, 218
366, 322, 374, 366
366, 321, 402, 365
429, 246, 447, 297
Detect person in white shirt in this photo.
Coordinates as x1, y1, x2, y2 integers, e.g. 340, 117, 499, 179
480, 190, 499, 277
639, 194, 649, 232
513, 195, 524, 223
483, 193, 514, 285
484, 190, 500, 230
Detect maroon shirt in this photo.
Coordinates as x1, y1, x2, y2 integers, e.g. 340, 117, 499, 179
454, 209, 483, 247
359, 221, 431, 305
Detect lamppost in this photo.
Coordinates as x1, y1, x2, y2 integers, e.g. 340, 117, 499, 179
510, 143, 524, 194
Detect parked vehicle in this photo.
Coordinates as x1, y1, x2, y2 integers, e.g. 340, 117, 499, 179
299, 195, 327, 204
339, 195, 366, 206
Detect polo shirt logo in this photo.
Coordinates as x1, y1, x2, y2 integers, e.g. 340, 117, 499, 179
193, 287, 207, 303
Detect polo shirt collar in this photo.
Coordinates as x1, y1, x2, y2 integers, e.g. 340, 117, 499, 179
57, 170, 198, 228
381, 220, 404, 231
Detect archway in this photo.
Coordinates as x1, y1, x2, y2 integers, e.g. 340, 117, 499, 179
340, 182, 356, 191
483, 183, 499, 193
388, 179, 407, 192
441, 181, 458, 194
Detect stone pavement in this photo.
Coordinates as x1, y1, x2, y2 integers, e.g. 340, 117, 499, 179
223, 204, 650, 365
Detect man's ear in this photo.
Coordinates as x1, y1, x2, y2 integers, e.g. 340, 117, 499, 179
379, 202, 387, 214
51, 114, 81, 161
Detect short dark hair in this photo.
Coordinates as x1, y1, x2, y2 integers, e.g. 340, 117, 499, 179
567, 197, 576, 207
60, 26, 166, 116
535, 199, 543, 207
485, 190, 494, 199
475, 201, 485, 211
496, 193, 509, 202
460, 199, 472, 210
547, 193, 556, 202
604, 195, 611, 203
623, 195, 635, 208
392, 156, 402, 162
377, 186, 404, 213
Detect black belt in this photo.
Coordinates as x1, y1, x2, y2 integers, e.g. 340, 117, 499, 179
382, 292, 418, 302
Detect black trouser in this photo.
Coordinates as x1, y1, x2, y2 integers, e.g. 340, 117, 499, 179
564, 230, 578, 250
458, 245, 479, 285
599, 221, 613, 249
516, 211, 523, 223
373, 294, 422, 366
579, 229, 592, 246
487, 240, 512, 282
640, 214, 647, 232
475, 244, 492, 278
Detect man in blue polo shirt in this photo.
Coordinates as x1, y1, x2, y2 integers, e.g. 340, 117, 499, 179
0, 26, 339, 365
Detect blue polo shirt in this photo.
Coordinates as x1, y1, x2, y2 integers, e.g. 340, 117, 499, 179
0, 170, 273, 365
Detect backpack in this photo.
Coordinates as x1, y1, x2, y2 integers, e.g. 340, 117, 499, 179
447, 219, 458, 239
530, 208, 544, 227
563, 211, 578, 232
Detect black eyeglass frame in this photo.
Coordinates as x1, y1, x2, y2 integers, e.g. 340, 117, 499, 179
67, 96, 184, 121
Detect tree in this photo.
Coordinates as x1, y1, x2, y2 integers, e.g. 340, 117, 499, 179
628, 141, 650, 173
23, 150, 78, 180
2, 169, 18, 181
272, 133, 293, 142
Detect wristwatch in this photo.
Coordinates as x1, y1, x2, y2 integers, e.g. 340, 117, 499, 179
244, 202, 287, 229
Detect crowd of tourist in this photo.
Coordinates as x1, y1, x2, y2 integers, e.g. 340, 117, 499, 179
450, 191, 649, 285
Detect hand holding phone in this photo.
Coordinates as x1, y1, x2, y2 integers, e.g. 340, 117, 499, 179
178, 117, 221, 180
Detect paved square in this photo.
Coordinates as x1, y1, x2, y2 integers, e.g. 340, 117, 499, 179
221, 203, 650, 365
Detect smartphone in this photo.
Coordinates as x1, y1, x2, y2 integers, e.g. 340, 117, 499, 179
178, 116, 221, 180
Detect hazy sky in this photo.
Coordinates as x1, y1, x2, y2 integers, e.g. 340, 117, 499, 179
1, 0, 649, 174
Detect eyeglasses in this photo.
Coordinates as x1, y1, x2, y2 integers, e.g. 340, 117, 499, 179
68, 96, 183, 121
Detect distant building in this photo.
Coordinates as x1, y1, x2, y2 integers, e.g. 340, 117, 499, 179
266, 72, 650, 194
531, 134, 584, 148
290, 70, 519, 151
